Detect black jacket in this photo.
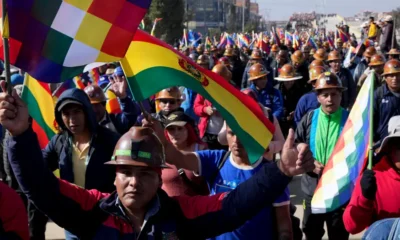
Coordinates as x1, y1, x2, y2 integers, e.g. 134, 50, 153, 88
43, 88, 120, 193
336, 67, 357, 109
7, 128, 292, 240
295, 111, 318, 196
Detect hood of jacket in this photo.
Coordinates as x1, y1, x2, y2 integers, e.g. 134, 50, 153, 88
54, 88, 97, 134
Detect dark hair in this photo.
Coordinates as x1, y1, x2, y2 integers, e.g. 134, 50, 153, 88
164, 124, 205, 147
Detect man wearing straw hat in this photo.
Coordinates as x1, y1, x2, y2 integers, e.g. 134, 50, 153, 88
296, 72, 350, 240
343, 115, 400, 235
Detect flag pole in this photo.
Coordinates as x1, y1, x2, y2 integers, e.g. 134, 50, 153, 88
392, 17, 396, 50
2, 0, 12, 94
368, 71, 375, 170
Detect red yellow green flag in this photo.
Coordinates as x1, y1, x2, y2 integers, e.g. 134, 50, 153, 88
105, 90, 122, 114
22, 75, 57, 149
121, 30, 275, 163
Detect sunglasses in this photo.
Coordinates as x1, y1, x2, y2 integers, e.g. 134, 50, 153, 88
159, 99, 177, 105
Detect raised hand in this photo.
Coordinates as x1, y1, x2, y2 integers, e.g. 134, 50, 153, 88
360, 170, 377, 200
0, 81, 30, 136
109, 76, 128, 99
142, 116, 168, 145
279, 129, 315, 177
313, 161, 324, 175
204, 106, 214, 116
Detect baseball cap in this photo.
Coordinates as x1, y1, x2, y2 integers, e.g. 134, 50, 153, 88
164, 110, 192, 129
114, 67, 124, 77
57, 99, 83, 112
380, 116, 400, 152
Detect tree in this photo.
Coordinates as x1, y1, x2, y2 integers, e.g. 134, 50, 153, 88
146, 0, 185, 44
244, 21, 257, 33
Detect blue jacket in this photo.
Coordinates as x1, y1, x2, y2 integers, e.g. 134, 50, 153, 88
294, 91, 320, 126
353, 58, 368, 85
373, 84, 400, 143
249, 84, 284, 119
44, 89, 120, 193
181, 88, 199, 123
7, 128, 292, 240
103, 96, 141, 135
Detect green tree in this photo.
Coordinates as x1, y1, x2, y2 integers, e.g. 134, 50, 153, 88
146, 0, 185, 44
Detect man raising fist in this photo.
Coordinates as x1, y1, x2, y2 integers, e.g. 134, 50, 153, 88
0, 83, 314, 239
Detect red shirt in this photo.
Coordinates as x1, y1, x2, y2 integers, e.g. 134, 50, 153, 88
162, 163, 209, 197
343, 157, 400, 234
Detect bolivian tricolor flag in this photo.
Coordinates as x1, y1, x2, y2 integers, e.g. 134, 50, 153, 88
22, 75, 57, 149
106, 90, 122, 114
121, 30, 275, 163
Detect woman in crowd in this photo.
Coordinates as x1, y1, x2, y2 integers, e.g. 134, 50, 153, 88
161, 109, 209, 197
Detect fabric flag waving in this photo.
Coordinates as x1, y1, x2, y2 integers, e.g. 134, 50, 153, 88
0, 0, 151, 83
52, 76, 86, 99
22, 75, 57, 149
121, 30, 275, 164
106, 90, 122, 114
311, 73, 373, 214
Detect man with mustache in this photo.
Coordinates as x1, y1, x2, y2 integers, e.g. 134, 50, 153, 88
373, 59, 400, 145
295, 72, 350, 240
0, 84, 315, 239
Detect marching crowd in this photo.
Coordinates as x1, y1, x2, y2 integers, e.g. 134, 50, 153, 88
0, 14, 400, 240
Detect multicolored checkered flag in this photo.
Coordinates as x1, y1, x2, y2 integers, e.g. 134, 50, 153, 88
0, 0, 151, 83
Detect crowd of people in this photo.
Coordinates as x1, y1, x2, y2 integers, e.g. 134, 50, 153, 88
0, 14, 399, 240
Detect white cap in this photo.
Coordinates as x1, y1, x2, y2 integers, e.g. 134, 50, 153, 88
380, 116, 400, 152
361, 22, 369, 28
384, 15, 393, 22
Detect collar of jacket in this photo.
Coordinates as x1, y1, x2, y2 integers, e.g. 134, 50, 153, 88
382, 83, 400, 97
99, 112, 111, 125
318, 106, 343, 119
99, 191, 161, 226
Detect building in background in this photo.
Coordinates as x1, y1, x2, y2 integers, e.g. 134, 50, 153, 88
185, 0, 263, 34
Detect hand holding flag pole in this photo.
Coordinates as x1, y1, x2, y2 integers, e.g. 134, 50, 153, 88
368, 70, 375, 170
1, 0, 12, 94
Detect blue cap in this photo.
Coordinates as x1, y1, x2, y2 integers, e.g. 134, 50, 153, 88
114, 67, 124, 77
98, 75, 110, 88
11, 74, 24, 86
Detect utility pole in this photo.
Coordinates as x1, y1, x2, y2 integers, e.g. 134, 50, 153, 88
242, 0, 245, 32
203, 0, 207, 35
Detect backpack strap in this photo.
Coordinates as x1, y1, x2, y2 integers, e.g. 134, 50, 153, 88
209, 151, 231, 185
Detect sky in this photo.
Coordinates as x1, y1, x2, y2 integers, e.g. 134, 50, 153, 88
258, 0, 399, 21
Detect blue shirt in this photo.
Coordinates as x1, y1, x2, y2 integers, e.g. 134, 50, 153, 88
196, 150, 290, 240
249, 84, 284, 119
181, 88, 199, 123
294, 91, 320, 126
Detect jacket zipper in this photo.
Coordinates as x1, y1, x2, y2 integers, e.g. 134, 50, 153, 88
324, 115, 331, 166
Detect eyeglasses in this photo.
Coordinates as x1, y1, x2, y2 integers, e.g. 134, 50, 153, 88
159, 99, 177, 105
